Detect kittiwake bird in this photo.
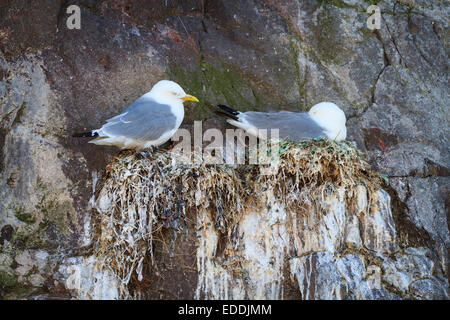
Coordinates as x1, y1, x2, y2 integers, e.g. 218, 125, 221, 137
214, 102, 347, 141
73, 80, 199, 150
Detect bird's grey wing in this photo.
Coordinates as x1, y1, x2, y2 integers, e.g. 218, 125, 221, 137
100, 97, 177, 141
104, 95, 156, 123
242, 111, 326, 140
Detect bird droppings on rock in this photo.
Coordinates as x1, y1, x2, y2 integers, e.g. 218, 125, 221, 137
83, 138, 446, 299
93, 146, 244, 287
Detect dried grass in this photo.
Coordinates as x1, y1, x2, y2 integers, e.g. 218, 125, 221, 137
94, 149, 244, 285
93, 138, 382, 289
248, 138, 381, 212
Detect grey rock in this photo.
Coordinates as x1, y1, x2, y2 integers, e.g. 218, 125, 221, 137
410, 278, 449, 300
290, 252, 346, 300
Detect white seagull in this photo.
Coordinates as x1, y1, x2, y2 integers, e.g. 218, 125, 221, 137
73, 80, 199, 150
214, 102, 347, 141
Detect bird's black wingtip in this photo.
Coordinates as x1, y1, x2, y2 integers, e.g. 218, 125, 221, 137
213, 104, 240, 121
72, 131, 98, 138
216, 104, 240, 115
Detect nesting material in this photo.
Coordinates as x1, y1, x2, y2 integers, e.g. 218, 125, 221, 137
93, 138, 382, 293
248, 139, 381, 211
94, 150, 244, 285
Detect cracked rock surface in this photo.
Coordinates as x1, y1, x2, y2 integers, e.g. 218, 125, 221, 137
0, 0, 448, 299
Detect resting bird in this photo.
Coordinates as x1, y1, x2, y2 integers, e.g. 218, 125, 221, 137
73, 80, 199, 150
214, 102, 347, 141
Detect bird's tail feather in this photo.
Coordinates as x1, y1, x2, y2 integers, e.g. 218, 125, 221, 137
72, 131, 99, 138
213, 104, 240, 121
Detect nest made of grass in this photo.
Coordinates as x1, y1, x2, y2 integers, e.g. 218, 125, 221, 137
249, 138, 381, 210
93, 138, 382, 287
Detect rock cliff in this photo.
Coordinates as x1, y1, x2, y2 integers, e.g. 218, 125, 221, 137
0, 0, 448, 299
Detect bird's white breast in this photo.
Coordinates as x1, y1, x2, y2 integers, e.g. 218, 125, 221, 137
170, 101, 185, 129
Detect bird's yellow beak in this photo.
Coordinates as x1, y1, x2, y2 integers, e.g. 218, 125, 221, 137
181, 94, 199, 102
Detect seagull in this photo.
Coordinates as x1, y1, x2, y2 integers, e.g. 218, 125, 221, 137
214, 102, 347, 141
73, 80, 199, 150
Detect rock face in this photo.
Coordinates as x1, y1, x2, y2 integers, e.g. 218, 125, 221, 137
54, 141, 448, 300
0, 0, 448, 299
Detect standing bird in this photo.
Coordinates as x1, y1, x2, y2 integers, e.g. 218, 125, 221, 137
73, 80, 199, 150
214, 102, 347, 141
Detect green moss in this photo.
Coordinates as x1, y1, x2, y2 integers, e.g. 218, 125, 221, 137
40, 198, 72, 235
9, 203, 36, 224
1, 284, 44, 300
0, 268, 43, 300
36, 177, 72, 235
287, 37, 307, 111
168, 59, 259, 122
9, 178, 74, 249
12, 226, 49, 249
0, 270, 17, 288
15, 211, 36, 225
315, 5, 346, 65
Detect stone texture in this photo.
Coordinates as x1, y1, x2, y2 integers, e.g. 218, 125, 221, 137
0, 0, 448, 299
192, 186, 447, 300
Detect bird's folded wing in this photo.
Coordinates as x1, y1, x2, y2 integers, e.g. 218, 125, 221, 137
242, 111, 325, 140
100, 97, 177, 141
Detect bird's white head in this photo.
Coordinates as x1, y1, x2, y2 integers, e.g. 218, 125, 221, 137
149, 80, 199, 104
308, 102, 347, 141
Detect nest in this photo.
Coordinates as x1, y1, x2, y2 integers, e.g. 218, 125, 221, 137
93, 150, 244, 285
92, 138, 382, 290
248, 139, 381, 212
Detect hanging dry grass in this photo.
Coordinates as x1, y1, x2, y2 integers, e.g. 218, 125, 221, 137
92, 138, 382, 289
93, 149, 245, 285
